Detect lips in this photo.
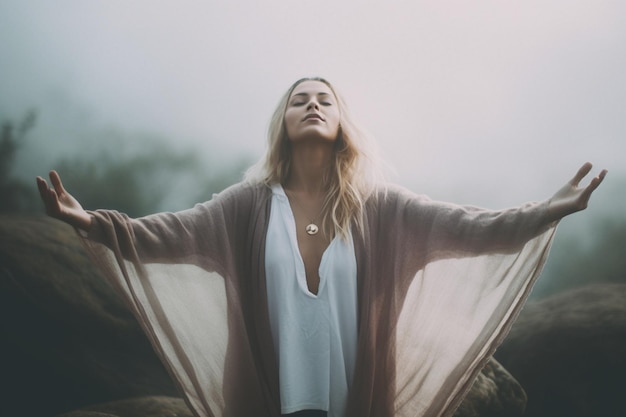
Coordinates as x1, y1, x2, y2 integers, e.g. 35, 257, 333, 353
303, 113, 325, 121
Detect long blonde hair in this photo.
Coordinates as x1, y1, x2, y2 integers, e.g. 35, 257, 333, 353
245, 77, 383, 238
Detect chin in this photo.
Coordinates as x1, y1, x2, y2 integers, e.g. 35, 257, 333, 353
289, 130, 338, 143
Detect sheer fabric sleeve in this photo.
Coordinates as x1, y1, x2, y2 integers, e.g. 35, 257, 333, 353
350, 186, 559, 417
77, 183, 261, 417
84, 184, 244, 272
393, 187, 557, 417
383, 184, 555, 267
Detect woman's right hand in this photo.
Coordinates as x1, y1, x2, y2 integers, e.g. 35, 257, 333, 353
36, 170, 93, 230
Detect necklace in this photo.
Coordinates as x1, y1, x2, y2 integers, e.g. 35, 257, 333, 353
305, 223, 320, 236
287, 192, 323, 236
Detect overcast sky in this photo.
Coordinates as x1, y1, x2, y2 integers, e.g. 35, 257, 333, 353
1, 0, 624, 212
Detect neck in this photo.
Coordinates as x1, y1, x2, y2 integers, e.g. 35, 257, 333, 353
284, 141, 334, 195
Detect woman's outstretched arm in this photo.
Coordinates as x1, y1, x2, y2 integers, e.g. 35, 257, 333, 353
36, 170, 93, 230
383, 162, 608, 266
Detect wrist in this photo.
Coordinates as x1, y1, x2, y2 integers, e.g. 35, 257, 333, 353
68, 211, 94, 231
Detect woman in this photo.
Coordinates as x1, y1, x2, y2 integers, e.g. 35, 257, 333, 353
37, 77, 606, 417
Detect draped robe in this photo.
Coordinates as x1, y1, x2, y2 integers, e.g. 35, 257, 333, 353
79, 182, 557, 417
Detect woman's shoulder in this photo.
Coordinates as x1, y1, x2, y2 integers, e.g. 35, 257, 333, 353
207, 180, 272, 206
370, 182, 435, 207
218, 180, 269, 195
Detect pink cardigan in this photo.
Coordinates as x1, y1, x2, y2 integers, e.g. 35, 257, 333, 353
80, 181, 557, 417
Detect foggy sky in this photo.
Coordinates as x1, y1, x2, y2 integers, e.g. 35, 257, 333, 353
1, 0, 624, 212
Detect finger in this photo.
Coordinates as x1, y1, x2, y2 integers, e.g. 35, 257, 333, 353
36, 176, 55, 201
36, 176, 49, 196
599, 168, 608, 180
570, 162, 593, 186
49, 170, 66, 194
581, 169, 607, 200
36, 175, 59, 209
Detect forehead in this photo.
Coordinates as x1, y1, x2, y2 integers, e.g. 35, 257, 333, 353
289, 80, 335, 98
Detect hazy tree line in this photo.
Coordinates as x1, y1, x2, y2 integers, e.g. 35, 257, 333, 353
0, 111, 38, 213
1, 112, 250, 217
1, 112, 624, 300
534, 215, 626, 299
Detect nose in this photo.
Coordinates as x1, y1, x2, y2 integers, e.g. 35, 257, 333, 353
306, 99, 320, 111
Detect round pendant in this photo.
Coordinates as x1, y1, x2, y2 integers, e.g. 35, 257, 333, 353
305, 223, 319, 235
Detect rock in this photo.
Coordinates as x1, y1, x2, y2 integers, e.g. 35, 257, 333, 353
495, 283, 626, 417
453, 359, 527, 417
56, 396, 193, 417
0, 216, 177, 417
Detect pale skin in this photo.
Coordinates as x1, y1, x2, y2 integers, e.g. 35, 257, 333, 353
37, 80, 607, 295
282, 81, 341, 294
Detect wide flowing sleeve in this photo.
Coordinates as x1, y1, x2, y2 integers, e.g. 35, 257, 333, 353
77, 183, 273, 417
350, 185, 559, 417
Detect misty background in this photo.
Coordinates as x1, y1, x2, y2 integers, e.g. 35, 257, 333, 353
1, 1, 624, 299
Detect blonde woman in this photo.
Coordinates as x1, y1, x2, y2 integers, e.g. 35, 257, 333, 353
37, 77, 606, 417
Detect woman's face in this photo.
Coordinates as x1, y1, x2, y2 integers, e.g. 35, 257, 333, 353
284, 80, 341, 144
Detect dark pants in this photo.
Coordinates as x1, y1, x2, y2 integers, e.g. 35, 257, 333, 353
283, 411, 327, 417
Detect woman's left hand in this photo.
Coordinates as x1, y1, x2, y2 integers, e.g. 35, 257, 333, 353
547, 162, 607, 221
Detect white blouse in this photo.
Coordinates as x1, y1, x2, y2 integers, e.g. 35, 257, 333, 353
265, 184, 358, 417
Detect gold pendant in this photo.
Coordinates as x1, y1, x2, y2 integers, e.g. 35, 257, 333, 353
305, 223, 319, 235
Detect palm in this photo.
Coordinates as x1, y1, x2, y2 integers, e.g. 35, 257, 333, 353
36, 171, 91, 229
549, 162, 607, 220
55, 188, 84, 217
